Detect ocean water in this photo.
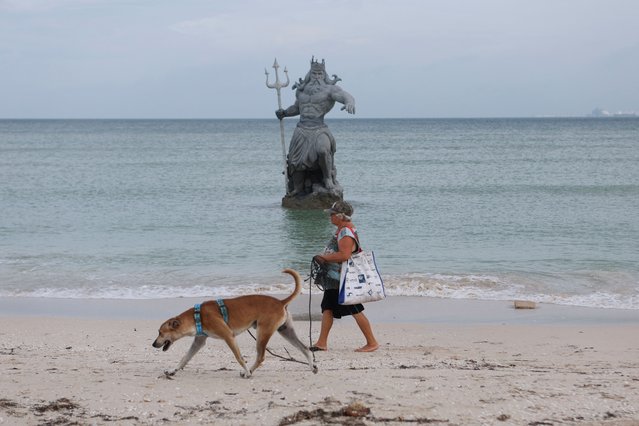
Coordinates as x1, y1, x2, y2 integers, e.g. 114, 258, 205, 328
1, 118, 638, 309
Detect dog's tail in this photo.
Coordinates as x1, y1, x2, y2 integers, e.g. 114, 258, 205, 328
280, 268, 302, 306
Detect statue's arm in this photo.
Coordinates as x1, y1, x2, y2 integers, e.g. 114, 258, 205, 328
331, 87, 356, 115
276, 101, 300, 120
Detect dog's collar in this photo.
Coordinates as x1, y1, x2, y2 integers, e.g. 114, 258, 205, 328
193, 303, 208, 336
216, 299, 229, 324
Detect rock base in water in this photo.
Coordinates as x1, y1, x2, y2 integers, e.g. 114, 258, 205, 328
282, 191, 342, 210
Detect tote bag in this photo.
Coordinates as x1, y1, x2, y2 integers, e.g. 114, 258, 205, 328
338, 250, 386, 305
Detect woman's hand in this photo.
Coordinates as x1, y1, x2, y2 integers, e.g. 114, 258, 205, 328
314, 236, 356, 265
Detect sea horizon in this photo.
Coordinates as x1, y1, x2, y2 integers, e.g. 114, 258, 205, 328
2, 115, 637, 120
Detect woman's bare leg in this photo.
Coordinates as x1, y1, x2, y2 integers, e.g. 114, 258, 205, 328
352, 312, 379, 352
312, 309, 334, 350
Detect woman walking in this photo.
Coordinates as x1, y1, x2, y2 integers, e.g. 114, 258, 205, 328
311, 201, 379, 352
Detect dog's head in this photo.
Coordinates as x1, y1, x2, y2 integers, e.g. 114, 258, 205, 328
152, 318, 182, 352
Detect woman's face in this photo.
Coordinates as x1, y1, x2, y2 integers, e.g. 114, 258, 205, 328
330, 213, 339, 226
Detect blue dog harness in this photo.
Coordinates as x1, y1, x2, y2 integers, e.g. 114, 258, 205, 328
216, 299, 229, 324
193, 303, 207, 336
193, 300, 229, 337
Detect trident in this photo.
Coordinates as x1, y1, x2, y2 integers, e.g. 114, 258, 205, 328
265, 58, 290, 194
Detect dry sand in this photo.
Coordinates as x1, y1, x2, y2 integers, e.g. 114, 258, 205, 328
1, 296, 638, 425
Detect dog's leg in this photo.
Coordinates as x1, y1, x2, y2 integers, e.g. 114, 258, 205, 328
277, 315, 318, 374
248, 326, 277, 376
166, 335, 207, 377
220, 333, 251, 378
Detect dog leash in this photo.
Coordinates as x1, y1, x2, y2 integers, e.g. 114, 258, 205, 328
308, 278, 317, 364
245, 330, 309, 365
306, 261, 320, 364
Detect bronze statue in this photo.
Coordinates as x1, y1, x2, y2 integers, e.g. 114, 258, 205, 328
275, 58, 355, 204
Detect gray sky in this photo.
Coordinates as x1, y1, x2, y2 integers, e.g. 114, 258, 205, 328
1, 0, 638, 118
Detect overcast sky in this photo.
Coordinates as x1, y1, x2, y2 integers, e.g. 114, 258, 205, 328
1, 0, 638, 118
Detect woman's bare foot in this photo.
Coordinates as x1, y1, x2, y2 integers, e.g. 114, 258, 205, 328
355, 344, 379, 353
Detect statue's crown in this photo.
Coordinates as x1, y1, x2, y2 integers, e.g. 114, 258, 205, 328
310, 56, 325, 72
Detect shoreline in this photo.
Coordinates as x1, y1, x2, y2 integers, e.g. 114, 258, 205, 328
1, 295, 638, 325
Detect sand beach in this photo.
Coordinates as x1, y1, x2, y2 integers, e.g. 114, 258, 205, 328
1, 296, 638, 425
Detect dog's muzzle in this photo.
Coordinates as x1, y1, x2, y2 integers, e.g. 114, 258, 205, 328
153, 340, 172, 351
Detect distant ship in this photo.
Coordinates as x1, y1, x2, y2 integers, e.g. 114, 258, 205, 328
591, 107, 638, 117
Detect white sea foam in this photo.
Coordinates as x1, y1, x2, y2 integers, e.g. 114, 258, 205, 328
2, 272, 637, 310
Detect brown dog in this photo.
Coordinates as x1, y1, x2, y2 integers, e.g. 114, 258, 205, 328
152, 268, 318, 378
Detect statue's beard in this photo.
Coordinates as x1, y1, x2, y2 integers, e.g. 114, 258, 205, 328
305, 79, 324, 95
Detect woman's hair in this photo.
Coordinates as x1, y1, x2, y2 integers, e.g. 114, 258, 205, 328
334, 212, 351, 221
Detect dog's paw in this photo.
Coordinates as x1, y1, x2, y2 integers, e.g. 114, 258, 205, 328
312, 364, 319, 374
164, 369, 177, 378
239, 370, 252, 379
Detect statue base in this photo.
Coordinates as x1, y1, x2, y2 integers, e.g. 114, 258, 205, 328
281, 190, 342, 210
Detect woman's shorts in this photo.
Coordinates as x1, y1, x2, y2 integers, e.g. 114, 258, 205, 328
321, 289, 365, 319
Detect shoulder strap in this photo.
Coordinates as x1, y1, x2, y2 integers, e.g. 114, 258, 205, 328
337, 226, 361, 253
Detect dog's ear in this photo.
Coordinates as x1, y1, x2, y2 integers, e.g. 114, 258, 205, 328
170, 319, 181, 329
